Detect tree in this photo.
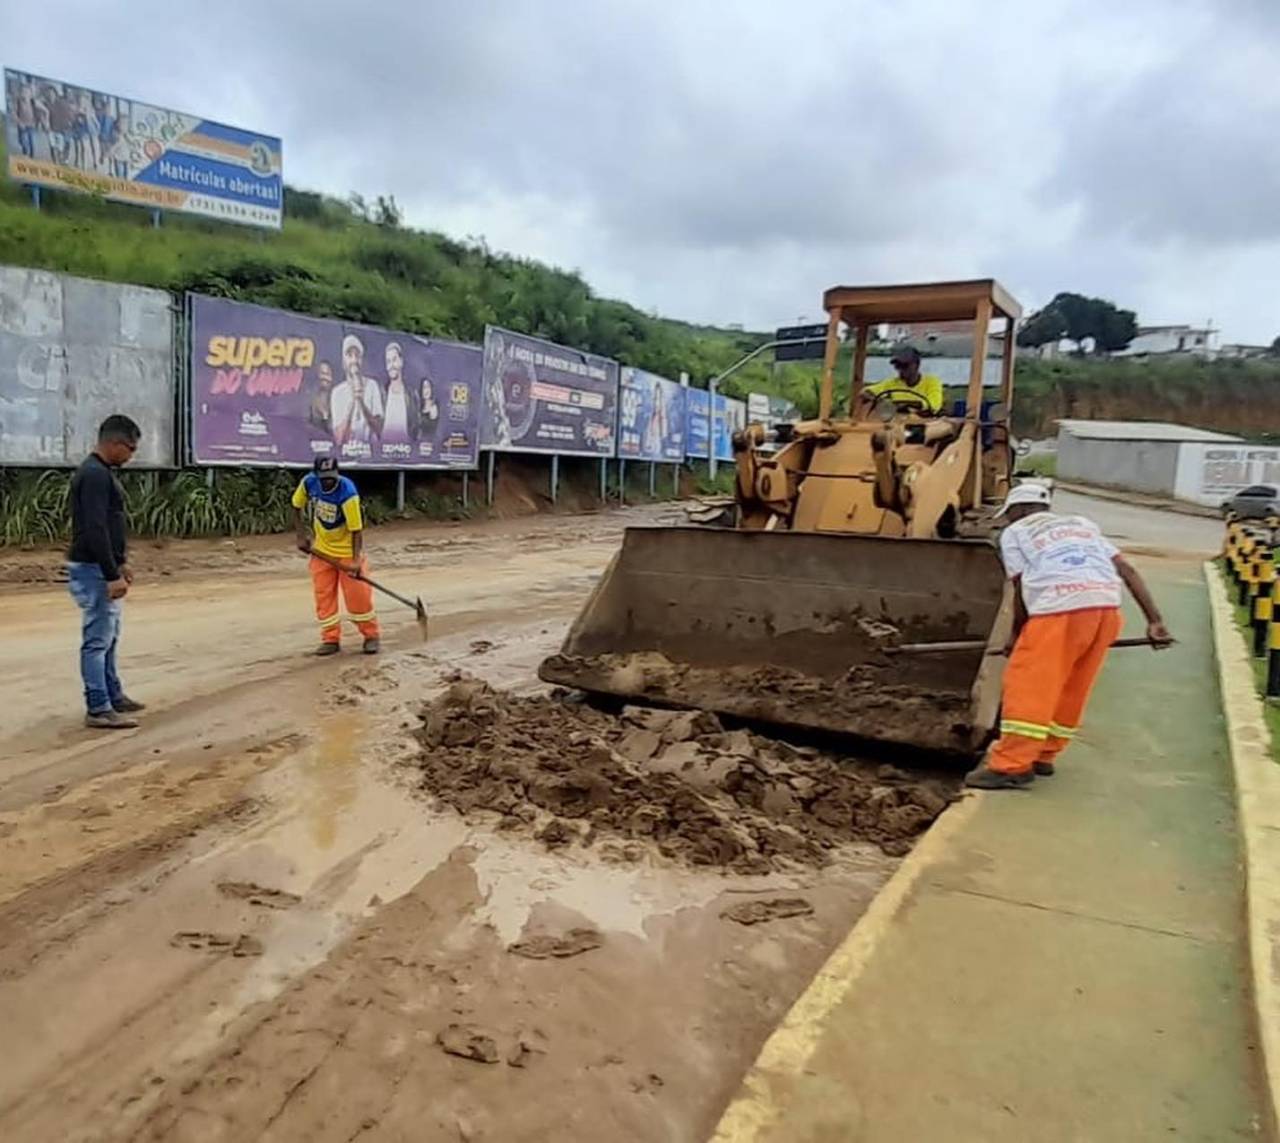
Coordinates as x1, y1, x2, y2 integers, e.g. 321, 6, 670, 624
1017, 306, 1066, 348
374, 194, 403, 229
1016, 292, 1137, 354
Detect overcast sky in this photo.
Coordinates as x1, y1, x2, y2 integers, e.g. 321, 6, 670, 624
8, 0, 1279, 342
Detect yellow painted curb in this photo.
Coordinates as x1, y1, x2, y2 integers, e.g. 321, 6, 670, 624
710, 790, 980, 1142
1204, 561, 1280, 1141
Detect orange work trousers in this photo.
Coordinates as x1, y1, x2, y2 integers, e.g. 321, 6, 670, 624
309, 555, 381, 645
987, 606, 1123, 775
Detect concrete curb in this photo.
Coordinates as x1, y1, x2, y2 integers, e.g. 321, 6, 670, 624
1204, 561, 1280, 1141
710, 791, 980, 1142
1057, 480, 1221, 519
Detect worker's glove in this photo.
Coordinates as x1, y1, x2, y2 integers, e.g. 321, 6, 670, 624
1147, 621, 1174, 649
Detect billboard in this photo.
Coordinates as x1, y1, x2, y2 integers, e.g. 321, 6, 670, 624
0, 266, 175, 466
190, 296, 481, 468
481, 327, 618, 457
4, 69, 283, 229
748, 392, 802, 428
619, 367, 685, 462
716, 396, 746, 462
686, 387, 712, 459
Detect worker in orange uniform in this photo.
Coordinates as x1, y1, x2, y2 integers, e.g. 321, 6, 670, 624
292, 457, 381, 656
965, 482, 1172, 790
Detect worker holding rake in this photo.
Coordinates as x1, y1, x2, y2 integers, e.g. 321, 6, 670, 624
966, 482, 1172, 790
292, 457, 381, 656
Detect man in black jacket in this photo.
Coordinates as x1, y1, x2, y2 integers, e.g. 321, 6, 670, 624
67, 415, 145, 729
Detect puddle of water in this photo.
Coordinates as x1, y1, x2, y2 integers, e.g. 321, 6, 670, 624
471, 842, 810, 944
177, 713, 469, 1058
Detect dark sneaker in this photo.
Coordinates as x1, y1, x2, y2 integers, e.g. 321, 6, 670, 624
85, 710, 140, 730
964, 766, 1034, 790
1033, 761, 1056, 777
113, 696, 146, 713
314, 643, 341, 657
362, 637, 381, 655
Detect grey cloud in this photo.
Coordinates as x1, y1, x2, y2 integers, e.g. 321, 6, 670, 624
1045, 2, 1280, 243
6, 0, 1279, 340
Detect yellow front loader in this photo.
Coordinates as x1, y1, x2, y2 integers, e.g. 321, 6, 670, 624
539, 280, 1022, 755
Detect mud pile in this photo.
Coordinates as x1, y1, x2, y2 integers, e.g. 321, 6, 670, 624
413, 674, 960, 873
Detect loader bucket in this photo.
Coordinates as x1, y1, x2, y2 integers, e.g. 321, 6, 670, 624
538, 526, 1012, 755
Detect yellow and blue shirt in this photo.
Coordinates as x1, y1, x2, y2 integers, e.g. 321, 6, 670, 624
292, 473, 364, 560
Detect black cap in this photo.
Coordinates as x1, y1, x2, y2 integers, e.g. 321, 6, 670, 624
890, 346, 922, 365
314, 456, 339, 474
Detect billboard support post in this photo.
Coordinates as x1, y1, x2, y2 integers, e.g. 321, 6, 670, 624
550, 454, 559, 504
151, 210, 161, 230
206, 468, 214, 489
619, 458, 626, 505
709, 378, 719, 481
396, 471, 406, 513
486, 452, 496, 506
462, 471, 470, 511
29, 185, 40, 211
599, 458, 607, 502
649, 461, 656, 499
673, 463, 679, 497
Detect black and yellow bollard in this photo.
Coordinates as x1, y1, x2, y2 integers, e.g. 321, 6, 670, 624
1225, 523, 1242, 581
1232, 529, 1257, 597
1253, 552, 1275, 657
1268, 576, 1280, 698
1239, 540, 1258, 606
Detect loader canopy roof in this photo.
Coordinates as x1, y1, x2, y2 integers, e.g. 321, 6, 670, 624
822, 279, 1022, 325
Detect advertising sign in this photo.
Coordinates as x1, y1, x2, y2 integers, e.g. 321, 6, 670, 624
5, 68, 283, 229
481, 327, 618, 457
0, 266, 175, 466
1173, 444, 1280, 507
618, 367, 685, 462
190, 296, 480, 468
747, 392, 802, 429
685, 387, 712, 459
714, 396, 746, 462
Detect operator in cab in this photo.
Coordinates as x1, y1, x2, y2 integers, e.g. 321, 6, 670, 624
858, 346, 944, 415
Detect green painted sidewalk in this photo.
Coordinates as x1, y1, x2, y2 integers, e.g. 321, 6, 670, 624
717, 561, 1267, 1142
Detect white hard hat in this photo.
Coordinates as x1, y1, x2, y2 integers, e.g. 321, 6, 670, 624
996, 481, 1052, 517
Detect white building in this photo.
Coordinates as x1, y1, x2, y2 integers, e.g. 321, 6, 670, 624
1056, 420, 1248, 505
1111, 324, 1217, 358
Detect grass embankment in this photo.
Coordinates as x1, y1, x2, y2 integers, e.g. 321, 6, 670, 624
0, 133, 821, 408
1221, 562, 1280, 759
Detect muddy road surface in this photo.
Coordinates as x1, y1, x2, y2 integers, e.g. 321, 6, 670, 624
0, 506, 921, 1143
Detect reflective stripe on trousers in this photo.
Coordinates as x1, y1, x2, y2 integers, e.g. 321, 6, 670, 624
987, 607, 1122, 775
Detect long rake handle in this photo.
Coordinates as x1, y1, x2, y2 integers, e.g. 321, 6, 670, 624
890, 636, 1171, 656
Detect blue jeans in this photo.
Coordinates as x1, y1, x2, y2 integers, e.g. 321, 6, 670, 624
67, 563, 124, 714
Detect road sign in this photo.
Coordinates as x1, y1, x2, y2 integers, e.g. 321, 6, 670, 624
774, 323, 829, 362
